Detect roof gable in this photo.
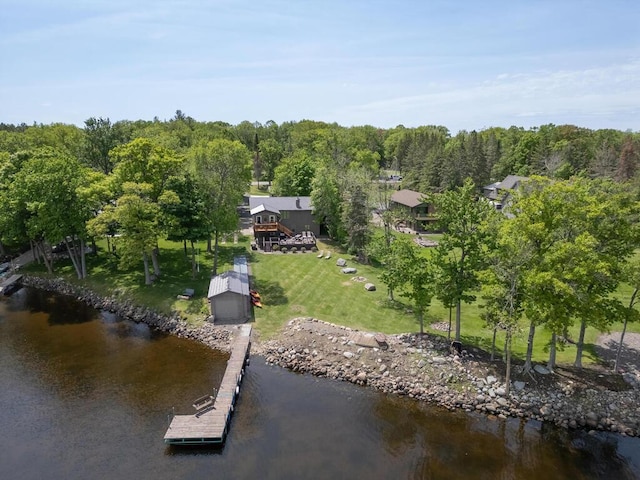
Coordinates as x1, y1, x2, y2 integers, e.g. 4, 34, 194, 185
250, 204, 280, 215
249, 196, 313, 212
390, 189, 427, 208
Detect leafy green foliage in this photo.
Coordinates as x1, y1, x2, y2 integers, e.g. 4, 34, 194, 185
428, 178, 498, 341
189, 139, 251, 274
310, 163, 344, 241
271, 151, 316, 196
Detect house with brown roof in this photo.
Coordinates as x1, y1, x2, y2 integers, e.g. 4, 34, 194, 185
389, 189, 437, 232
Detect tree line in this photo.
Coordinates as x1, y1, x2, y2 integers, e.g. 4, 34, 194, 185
0, 124, 252, 283
2, 115, 638, 187
369, 177, 640, 395
1, 114, 639, 387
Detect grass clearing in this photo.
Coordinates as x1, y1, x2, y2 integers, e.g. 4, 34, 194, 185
251, 243, 637, 366
22, 231, 639, 367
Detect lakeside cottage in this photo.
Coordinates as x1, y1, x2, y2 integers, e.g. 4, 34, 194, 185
248, 196, 319, 251
389, 189, 437, 232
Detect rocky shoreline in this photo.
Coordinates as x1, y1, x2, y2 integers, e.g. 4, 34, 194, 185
254, 317, 640, 438
21, 276, 234, 352
18, 277, 640, 438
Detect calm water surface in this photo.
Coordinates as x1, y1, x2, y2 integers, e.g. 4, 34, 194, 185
0, 287, 639, 480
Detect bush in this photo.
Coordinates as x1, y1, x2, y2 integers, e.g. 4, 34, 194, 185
300, 247, 306, 253
281, 247, 288, 254
272, 244, 280, 252
311, 246, 318, 252
290, 246, 298, 253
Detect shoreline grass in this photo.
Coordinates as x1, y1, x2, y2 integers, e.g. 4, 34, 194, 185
20, 234, 639, 367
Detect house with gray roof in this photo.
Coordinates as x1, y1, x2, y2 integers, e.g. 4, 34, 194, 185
390, 189, 437, 232
248, 196, 319, 251
483, 175, 529, 211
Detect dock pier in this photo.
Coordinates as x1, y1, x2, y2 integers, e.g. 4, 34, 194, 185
164, 324, 251, 445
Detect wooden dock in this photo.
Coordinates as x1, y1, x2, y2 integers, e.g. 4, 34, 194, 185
164, 324, 251, 445
0, 274, 22, 296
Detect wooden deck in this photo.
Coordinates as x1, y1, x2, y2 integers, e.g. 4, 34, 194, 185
164, 324, 252, 445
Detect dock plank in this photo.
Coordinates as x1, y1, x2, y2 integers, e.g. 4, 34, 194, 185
164, 325, 251, 444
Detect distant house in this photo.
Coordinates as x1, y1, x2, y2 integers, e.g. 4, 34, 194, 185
248, 196, 319, 251
207, 257, 251, 323
389, 189, 437, 232
483, 175, 529, 211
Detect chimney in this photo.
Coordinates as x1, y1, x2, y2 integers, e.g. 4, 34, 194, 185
296, 197, 301, 209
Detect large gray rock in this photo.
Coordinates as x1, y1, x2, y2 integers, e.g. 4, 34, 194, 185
364, 283, 376, 291
534, 364, 551, 375
513, 381, 526, 391
336, 258, 347, 267
342, 267, 357, 274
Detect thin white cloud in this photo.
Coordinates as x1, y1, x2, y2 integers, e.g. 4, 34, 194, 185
1, 1, 639, 131
334, 59, 640, 130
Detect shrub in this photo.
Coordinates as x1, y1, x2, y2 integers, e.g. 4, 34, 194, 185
311, 246, 318, 252
290, 246, 298, 253
272, 244, 280, 251
281, 247, 288, 254
300, 247, 306, 253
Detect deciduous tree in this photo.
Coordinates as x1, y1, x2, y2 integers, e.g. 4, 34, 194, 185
428, 178, 497, 342
189, 139, 251, 275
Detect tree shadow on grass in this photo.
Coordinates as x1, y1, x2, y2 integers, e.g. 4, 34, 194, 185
250, 277, 287, 306
377, 298, 411, 311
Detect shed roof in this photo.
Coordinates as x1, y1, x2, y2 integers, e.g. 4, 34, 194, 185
207, 270, 250, 298
249, 196, 313, 212
234, 256, 248, 276
390, 189, 427, 208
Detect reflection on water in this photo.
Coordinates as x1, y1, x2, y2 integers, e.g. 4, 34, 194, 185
0, 287, 639, 480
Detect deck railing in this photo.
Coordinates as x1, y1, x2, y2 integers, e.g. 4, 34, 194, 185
253, 222, 294, 237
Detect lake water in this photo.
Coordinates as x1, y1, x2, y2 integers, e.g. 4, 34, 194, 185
1, 287, 639, 479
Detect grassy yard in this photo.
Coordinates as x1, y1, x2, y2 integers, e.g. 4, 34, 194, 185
252, 235, 640, 366
23, 235, 252, 325
22, 230, 639, 367
247, 184, 270, 196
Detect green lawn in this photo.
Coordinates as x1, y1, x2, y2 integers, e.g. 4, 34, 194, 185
247, 184, 270, 196
23, 232, 639, 367
252, 238, 640, 366
250, 248, 424, 338
23, 236, 252, 325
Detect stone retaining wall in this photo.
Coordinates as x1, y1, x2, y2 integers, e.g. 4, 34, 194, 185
18, 279, 640, 437
21, 276, 233, 352
255, 317, 640, 437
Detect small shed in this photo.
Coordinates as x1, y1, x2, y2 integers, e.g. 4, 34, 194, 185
207, 270, 250, 323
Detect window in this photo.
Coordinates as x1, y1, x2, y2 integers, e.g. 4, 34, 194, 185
255, 215, 262, 224
269, 215, 276, 223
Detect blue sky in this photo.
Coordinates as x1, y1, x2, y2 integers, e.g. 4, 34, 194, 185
1, 0, 639, 132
